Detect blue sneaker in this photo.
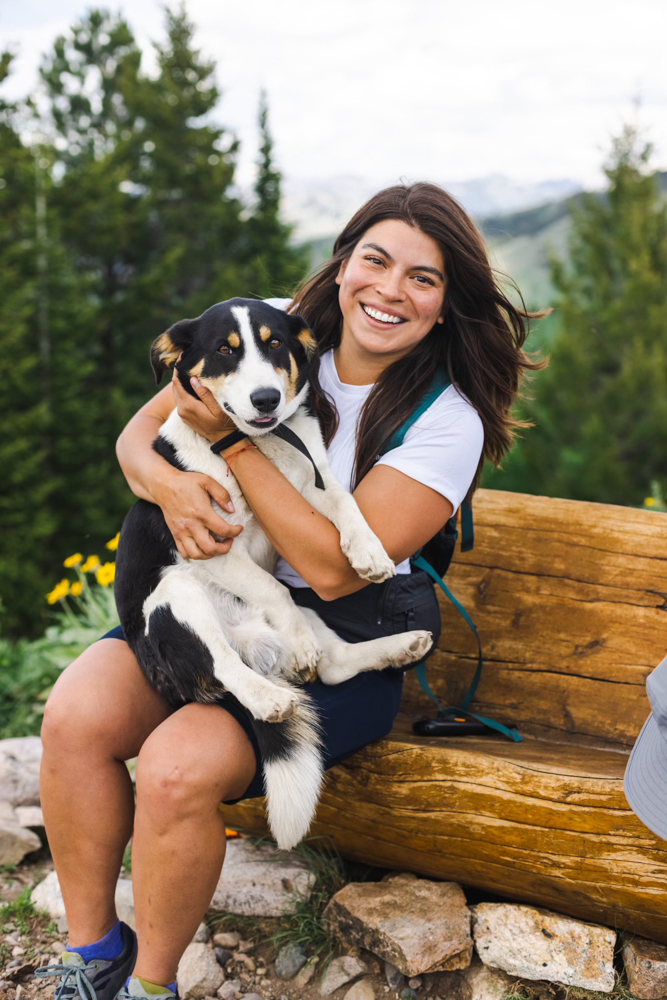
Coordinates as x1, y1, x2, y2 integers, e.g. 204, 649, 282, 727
35, 921, 137, 1000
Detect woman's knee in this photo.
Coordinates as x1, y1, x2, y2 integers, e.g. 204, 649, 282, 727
42, 655, 117, 756
135, 707, 256, 828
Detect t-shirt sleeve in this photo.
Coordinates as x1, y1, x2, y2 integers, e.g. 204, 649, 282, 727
262, 297, 293, 312
375, 388, 484, 513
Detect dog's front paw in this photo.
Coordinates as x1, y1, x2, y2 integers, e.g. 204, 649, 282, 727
249, 684, 300, 723
339, 531, 396, 583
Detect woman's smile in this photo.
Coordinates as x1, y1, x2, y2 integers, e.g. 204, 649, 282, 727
335, 218, 447, 379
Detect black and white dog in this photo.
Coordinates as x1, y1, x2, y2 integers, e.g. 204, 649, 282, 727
115, 299, 432, 848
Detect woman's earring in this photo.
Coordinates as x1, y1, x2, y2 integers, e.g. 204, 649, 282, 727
437, 315, 445, 324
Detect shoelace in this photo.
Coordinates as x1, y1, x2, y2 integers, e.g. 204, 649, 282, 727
35, 960, 99, 1000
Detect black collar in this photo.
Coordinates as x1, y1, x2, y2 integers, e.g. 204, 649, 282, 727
210, 425, 325, 490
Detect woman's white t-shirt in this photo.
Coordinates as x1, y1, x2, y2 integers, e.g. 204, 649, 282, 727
269, 312, 485, 588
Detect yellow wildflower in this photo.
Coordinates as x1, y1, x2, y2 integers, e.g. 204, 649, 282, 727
70, 581, 83, 597
46, 579, 70, 605
81, 555, 100, 573
96, 562, 116, 587
106, 531, 121, 551
645, 497, 656, 507
63, 553, 83, 568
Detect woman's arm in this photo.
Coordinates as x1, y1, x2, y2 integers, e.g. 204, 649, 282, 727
172, 377, 453, 601
230, 448, 453, 600
116, 381, 243, 561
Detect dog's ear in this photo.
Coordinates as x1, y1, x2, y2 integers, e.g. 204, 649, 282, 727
150, 319, 197, 385
286, 313, 317, 359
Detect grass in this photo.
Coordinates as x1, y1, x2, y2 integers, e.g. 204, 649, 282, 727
503, 977, 639, 1000
269, 838, 348, 963
0, 886, 39, 935
208, 836, 350, 966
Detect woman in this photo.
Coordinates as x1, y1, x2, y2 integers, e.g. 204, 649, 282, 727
40, 183, 540, 1000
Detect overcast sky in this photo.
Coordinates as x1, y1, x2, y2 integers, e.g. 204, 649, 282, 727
2, 0, 666, 191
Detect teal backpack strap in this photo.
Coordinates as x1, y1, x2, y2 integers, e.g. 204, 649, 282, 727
381, 368, 451, 455
460, 499, 474, 552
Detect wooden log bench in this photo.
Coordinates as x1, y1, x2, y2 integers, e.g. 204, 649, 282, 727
224, 489, 667, 942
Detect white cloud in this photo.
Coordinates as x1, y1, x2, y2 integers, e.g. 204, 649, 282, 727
2, 0, 665, 190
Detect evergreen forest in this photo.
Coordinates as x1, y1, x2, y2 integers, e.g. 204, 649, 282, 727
1, 3, 667, 655
0, 7, 308, 639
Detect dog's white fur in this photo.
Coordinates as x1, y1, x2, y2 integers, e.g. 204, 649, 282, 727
142, 303, 432, 846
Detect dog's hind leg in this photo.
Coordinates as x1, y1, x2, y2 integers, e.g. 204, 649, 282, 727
200, 550, 321, 680
298, 607, 433, 686
143, 572, 299, 722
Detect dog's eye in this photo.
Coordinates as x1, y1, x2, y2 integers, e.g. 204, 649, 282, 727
269, 338, 281, 349
219, 344, 232, 355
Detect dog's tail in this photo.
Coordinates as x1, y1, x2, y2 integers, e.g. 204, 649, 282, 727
247, 688, 323, 850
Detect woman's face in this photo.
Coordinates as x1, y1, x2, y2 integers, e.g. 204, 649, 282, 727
335, 218, 447, 361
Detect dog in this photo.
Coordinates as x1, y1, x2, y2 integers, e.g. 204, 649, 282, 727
114, 298, 432, 848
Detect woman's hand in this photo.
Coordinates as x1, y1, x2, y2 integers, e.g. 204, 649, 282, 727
151, 464, 243, 561
172, 370, 235, 443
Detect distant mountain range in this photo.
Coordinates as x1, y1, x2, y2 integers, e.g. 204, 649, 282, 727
285, 171, 667, 313
282, 173, 582, 243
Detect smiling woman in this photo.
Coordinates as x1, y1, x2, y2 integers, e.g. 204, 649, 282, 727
38, 181, 545, 1000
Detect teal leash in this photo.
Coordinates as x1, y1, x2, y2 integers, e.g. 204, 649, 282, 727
413, 554, 522, 743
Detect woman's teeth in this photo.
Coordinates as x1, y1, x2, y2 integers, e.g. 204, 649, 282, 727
362, 304, 403, 324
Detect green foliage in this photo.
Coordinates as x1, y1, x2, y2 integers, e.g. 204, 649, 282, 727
0, 7, 308, 638
0, 573, 118, 738
0, 887, 39, 933
488, 126, 667, 506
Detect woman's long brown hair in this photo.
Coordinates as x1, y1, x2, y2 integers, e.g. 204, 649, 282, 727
291, 182, 546, 494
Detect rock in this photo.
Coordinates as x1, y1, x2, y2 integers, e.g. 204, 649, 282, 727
275, 942, 307, 980
320, 956, 369, 996
193, 922, 210, 944
32, 871, 135, 931
215, 948, 233, 967
0, 802, 41, 865
344, 978, 376, 1000
209, 839, 315, 917
15, 806, 44, 829
242, 956, 255, 972
238, 939, 254, 953
400, 990, 418, 1000
178, 942, 225, 999
408, 978, 422, 989
214, 933, 241, 949
323, 878, 472, 977
217, 979, 241, 1000
471, 903, 616, 992
240, 994, 262, 1000
385, 961, 406, 991
382, 872, 418, 884
461, 956, 516, 1000
114, 878, 135, 929
292, 956, 319, 990
0, 737, 42, 807
622, 937, 667, 999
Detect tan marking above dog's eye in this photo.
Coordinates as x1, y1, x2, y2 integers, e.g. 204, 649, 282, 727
228, 332, 240, 349
269, 338, 281, 349
259, 325, 273, 342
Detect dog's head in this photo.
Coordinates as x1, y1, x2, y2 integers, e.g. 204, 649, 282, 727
151, 298, 317, 435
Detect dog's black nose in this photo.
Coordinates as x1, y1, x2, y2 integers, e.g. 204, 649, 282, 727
250, 387, 281, 413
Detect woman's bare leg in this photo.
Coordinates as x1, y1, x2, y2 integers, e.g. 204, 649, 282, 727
40, 639, 172, 945
131, 704, 257, 985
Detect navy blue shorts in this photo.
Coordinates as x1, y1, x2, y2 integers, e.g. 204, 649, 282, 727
101, 570, 440, 802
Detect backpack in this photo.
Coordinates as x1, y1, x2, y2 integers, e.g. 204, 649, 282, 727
380, 370, 522, 743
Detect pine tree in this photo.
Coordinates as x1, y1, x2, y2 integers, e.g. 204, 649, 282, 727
245, 91, 310, 297
488, 127, 667, 506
